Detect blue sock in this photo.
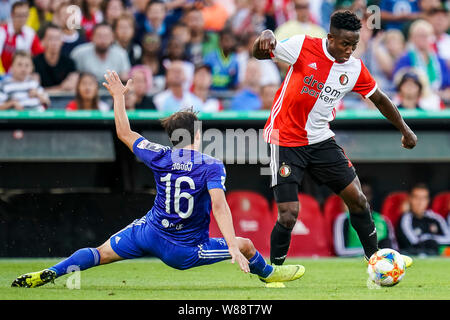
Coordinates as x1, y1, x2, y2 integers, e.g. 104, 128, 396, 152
248, 251, 273, 278
49, 248, 100, 277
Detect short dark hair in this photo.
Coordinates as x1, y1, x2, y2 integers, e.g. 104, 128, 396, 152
160, 108, 199, 147
146, 0, 166, 12
330, 10, 362, 32
409, 183, 429, 195
112, 12, 136, 32
11, 1, 29, 14
12, 50, 32, 64
92, 22, 113, 35
397, 72, 423, 96
41, 23, 61, 38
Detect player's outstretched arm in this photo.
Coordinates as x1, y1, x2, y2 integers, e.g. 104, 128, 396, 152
369, 88, 417, 149
103, 70, 142, 151
252, 29, 276, 60
209, 188, 250, 273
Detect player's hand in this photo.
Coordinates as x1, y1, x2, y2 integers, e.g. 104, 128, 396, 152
103, 70, 132, 98
258, 30, 276, 54
401, 130, 417, 149
229, 247, 250, 273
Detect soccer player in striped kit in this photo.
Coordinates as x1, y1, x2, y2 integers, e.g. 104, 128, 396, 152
253, 10, 417, 276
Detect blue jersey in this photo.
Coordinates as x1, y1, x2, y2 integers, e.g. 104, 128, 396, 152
133, 137, 226, 247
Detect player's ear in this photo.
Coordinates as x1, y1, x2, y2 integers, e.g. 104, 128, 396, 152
327, 33, 334, 44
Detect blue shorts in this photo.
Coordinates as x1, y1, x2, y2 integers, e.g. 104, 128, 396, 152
109, 216, 231, 270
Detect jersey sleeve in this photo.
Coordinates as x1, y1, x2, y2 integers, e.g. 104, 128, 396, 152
352, 60, 378, 99
132, 136, 170, 167
206, 161, 226, 191
270, 34, 305, 65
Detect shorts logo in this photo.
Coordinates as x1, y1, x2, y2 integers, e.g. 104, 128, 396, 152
161, 219, 169, 228
339, 74, 348, 86
279, 164, 291, 177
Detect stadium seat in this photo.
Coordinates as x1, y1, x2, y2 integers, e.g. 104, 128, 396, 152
431, 192, 450, 218
271, 194, 332, 257
209, 191, 273, 256
381, 192, 409, 227
323, 194, 346, 254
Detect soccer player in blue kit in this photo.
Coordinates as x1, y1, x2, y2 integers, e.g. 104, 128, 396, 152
11, 70, 305, 288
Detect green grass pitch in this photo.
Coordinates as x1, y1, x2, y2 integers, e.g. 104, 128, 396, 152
1, 257, 449, 300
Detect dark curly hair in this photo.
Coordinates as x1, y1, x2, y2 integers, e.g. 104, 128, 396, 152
330, 10, 362, 32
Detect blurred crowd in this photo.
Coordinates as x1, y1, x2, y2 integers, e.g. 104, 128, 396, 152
0, 0, 448, 112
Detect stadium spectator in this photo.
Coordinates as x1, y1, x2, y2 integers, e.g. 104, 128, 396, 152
113, 13, 142, 66
227, 0, 251, 34
65, 72, 110, 111
0, 51, 50, 111
0, 1, 44, 74
171, 22, 191, 43
26, 0, 53, 32
201, 0, 230, 32
183, 7, 219, 66
230, 58, 262, 111
260, 83, 278, 110
333, 183, 397, 257
70, 23, 131, 84
394, 72, 425, 110
228, 0, 276, 35
131, 0, 150, 44
161, 36, 194, 90
142, 0, 170, 44
191, 64, 222, 112
265, 0, 296, 27
392, 69, 444, 110
152, 60, 203, 112
103, 0, 125, 26
397, 183, 450, 256
274, 0, 327, 40
393, 19, 450, 94
52, 2, 87, 58
380, 0, 421, 31
129, 65, 156, 109
369, 30, 406, 97
203, 27, 239, 91
80, 0, 104, 41
139, 32, 165, 92
427, 6, 450, 66
33, 23, 78, 93
237, 32, 281, 87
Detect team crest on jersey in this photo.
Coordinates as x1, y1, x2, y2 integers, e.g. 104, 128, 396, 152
339, 74, 349, 86
279, 164, 291, 177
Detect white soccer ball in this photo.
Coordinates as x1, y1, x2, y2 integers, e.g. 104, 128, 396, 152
367, 248, 406, 287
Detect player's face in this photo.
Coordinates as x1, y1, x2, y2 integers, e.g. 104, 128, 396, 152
328, 30, 360, 63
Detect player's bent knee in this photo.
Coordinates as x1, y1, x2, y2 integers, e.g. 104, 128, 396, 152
237, 237, 256, 258
348, 192, 369, 213
97, 242, 122, 265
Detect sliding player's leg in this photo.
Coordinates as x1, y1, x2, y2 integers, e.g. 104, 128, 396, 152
11, 218, 144, 288
236, 237, 305, 283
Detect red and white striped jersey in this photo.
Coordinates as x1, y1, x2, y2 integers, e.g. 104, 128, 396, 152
264, 35, 377, 147
0, 22, 44, 73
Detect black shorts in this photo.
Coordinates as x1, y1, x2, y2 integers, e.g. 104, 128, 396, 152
270, 137, 356, 202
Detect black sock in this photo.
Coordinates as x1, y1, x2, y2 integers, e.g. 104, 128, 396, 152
270, 221, 293, 265
349, 208, 379, 260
